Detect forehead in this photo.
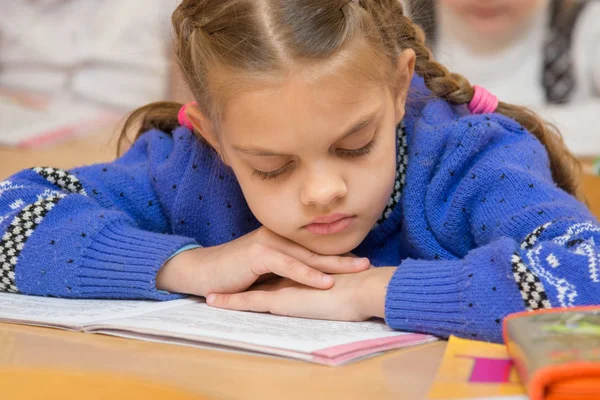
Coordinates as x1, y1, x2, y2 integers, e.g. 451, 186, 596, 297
220, 71, 387, 148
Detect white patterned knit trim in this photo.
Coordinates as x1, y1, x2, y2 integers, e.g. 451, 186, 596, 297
375, 121, 408, 227
511, 222, 553, 311
552, 222, 600, 284
32, 167, 87, 196
512, 220, 600, 310
0, 167, 87, 293
0, 194, 66, 292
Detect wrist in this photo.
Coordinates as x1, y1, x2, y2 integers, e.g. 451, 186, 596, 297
357, 267, 397, 319
156, 246, 215, 296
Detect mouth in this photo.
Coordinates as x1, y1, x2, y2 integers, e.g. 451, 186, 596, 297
304, 214, 355, 235
470, 6, 504, 19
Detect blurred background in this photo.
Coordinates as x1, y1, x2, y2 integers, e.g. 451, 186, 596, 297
0, 0, 190, 149
0, 0, 598, 179
407, 0, 600, 160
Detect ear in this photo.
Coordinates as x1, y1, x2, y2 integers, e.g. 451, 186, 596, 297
186, 105, 222, 155
394, 48, 416, 124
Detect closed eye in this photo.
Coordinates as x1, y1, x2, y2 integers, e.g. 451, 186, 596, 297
252, 135, 378, 181
336, 137, 377, 158
252, 161, 294, 181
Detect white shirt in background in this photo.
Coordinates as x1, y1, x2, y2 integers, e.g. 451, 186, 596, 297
436, 1, 600, 156
0, 0, 179, 111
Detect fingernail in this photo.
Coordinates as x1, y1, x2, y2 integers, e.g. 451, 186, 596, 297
322, 275, 334, 285
206, 294, 216, 304
353, 258, 369, 267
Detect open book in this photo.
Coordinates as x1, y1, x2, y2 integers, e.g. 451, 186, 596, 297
0, 293, 436, 366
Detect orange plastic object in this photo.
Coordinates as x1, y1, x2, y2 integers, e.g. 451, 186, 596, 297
503, 306, 600, 400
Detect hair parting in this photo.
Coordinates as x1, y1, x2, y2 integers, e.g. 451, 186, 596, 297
118, 0, 584, 202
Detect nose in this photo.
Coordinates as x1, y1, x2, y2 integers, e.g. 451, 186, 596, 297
300, 164, 348, 207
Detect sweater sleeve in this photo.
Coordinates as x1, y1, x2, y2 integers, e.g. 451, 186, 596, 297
385, 113, 600, 343
0, 128, 198, 300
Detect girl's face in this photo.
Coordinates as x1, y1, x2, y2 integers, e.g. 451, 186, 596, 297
440, 0, 545, 37
207, 53, 414, 255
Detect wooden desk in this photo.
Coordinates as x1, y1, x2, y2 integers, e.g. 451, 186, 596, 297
0, 323, 446, 399
0, 132, 598, 399
581, 164, 600, 218
0, 129, 118, 174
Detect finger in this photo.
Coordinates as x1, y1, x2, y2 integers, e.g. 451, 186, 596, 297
261, 229, 370, 274
256, 250, 335, 289
206, 291, 271, 312
288, 245, 370, 274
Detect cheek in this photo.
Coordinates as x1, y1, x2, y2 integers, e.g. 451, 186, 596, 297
441, 0, 475, 15
233, 173, 297, 231
350, 133, 398, 212
221, 151, 292, 229
249, 190, 292, 223
513, 0, 542, 19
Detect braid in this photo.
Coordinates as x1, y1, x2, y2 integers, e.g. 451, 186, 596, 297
410, 29, 583, 200
357, 0, 584, 201
405, 0, 436, 47
411, 32, 474, 104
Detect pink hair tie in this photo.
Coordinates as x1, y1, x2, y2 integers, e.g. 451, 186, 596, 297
178, 101, 197, 130
468, 85, 499, 114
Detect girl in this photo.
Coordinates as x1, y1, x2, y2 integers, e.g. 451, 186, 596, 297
407, 0, 600, 156
1, 0, 599, 344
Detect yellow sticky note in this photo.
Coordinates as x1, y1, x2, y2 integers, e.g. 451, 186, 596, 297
428, 336, 527, 399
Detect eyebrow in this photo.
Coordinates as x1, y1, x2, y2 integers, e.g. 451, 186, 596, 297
232, 111, 379, 157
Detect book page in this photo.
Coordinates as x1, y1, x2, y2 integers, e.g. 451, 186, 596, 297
90, 301, 413, 353
98, 330, 299, 361
0, 293, 196, 328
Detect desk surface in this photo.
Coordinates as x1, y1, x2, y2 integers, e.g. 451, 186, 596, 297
0, 323, 447, 399
0, 130, 598, 399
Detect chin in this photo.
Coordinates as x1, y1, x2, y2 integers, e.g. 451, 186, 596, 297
470, 20, 513, 38
298, 231, 367, 256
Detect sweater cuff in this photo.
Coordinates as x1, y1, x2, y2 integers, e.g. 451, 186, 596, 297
384, 258, 468, 339
74, 221, 197, 300
165, 244, 203, 262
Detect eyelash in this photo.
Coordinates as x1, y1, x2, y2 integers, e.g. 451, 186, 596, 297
252, 137, 377, 181
336, 137, 377, 158
252, 162, 294, 181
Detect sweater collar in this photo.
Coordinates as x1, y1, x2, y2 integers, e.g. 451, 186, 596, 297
373, 121, 408, 228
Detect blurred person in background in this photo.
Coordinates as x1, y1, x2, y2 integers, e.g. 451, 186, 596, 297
407, 0, 600, 156
0, 0, 183, 112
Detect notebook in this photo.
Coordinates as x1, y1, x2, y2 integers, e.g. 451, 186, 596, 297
0, 293, 436, 366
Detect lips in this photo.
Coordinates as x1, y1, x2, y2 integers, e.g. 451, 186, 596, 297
470, 6, 503, 18
304, 214, 355, 235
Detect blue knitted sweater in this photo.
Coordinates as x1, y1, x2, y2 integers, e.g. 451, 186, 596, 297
1, 76, 598, 343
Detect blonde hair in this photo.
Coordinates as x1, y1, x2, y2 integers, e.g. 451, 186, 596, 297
120, 0, 584, 201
